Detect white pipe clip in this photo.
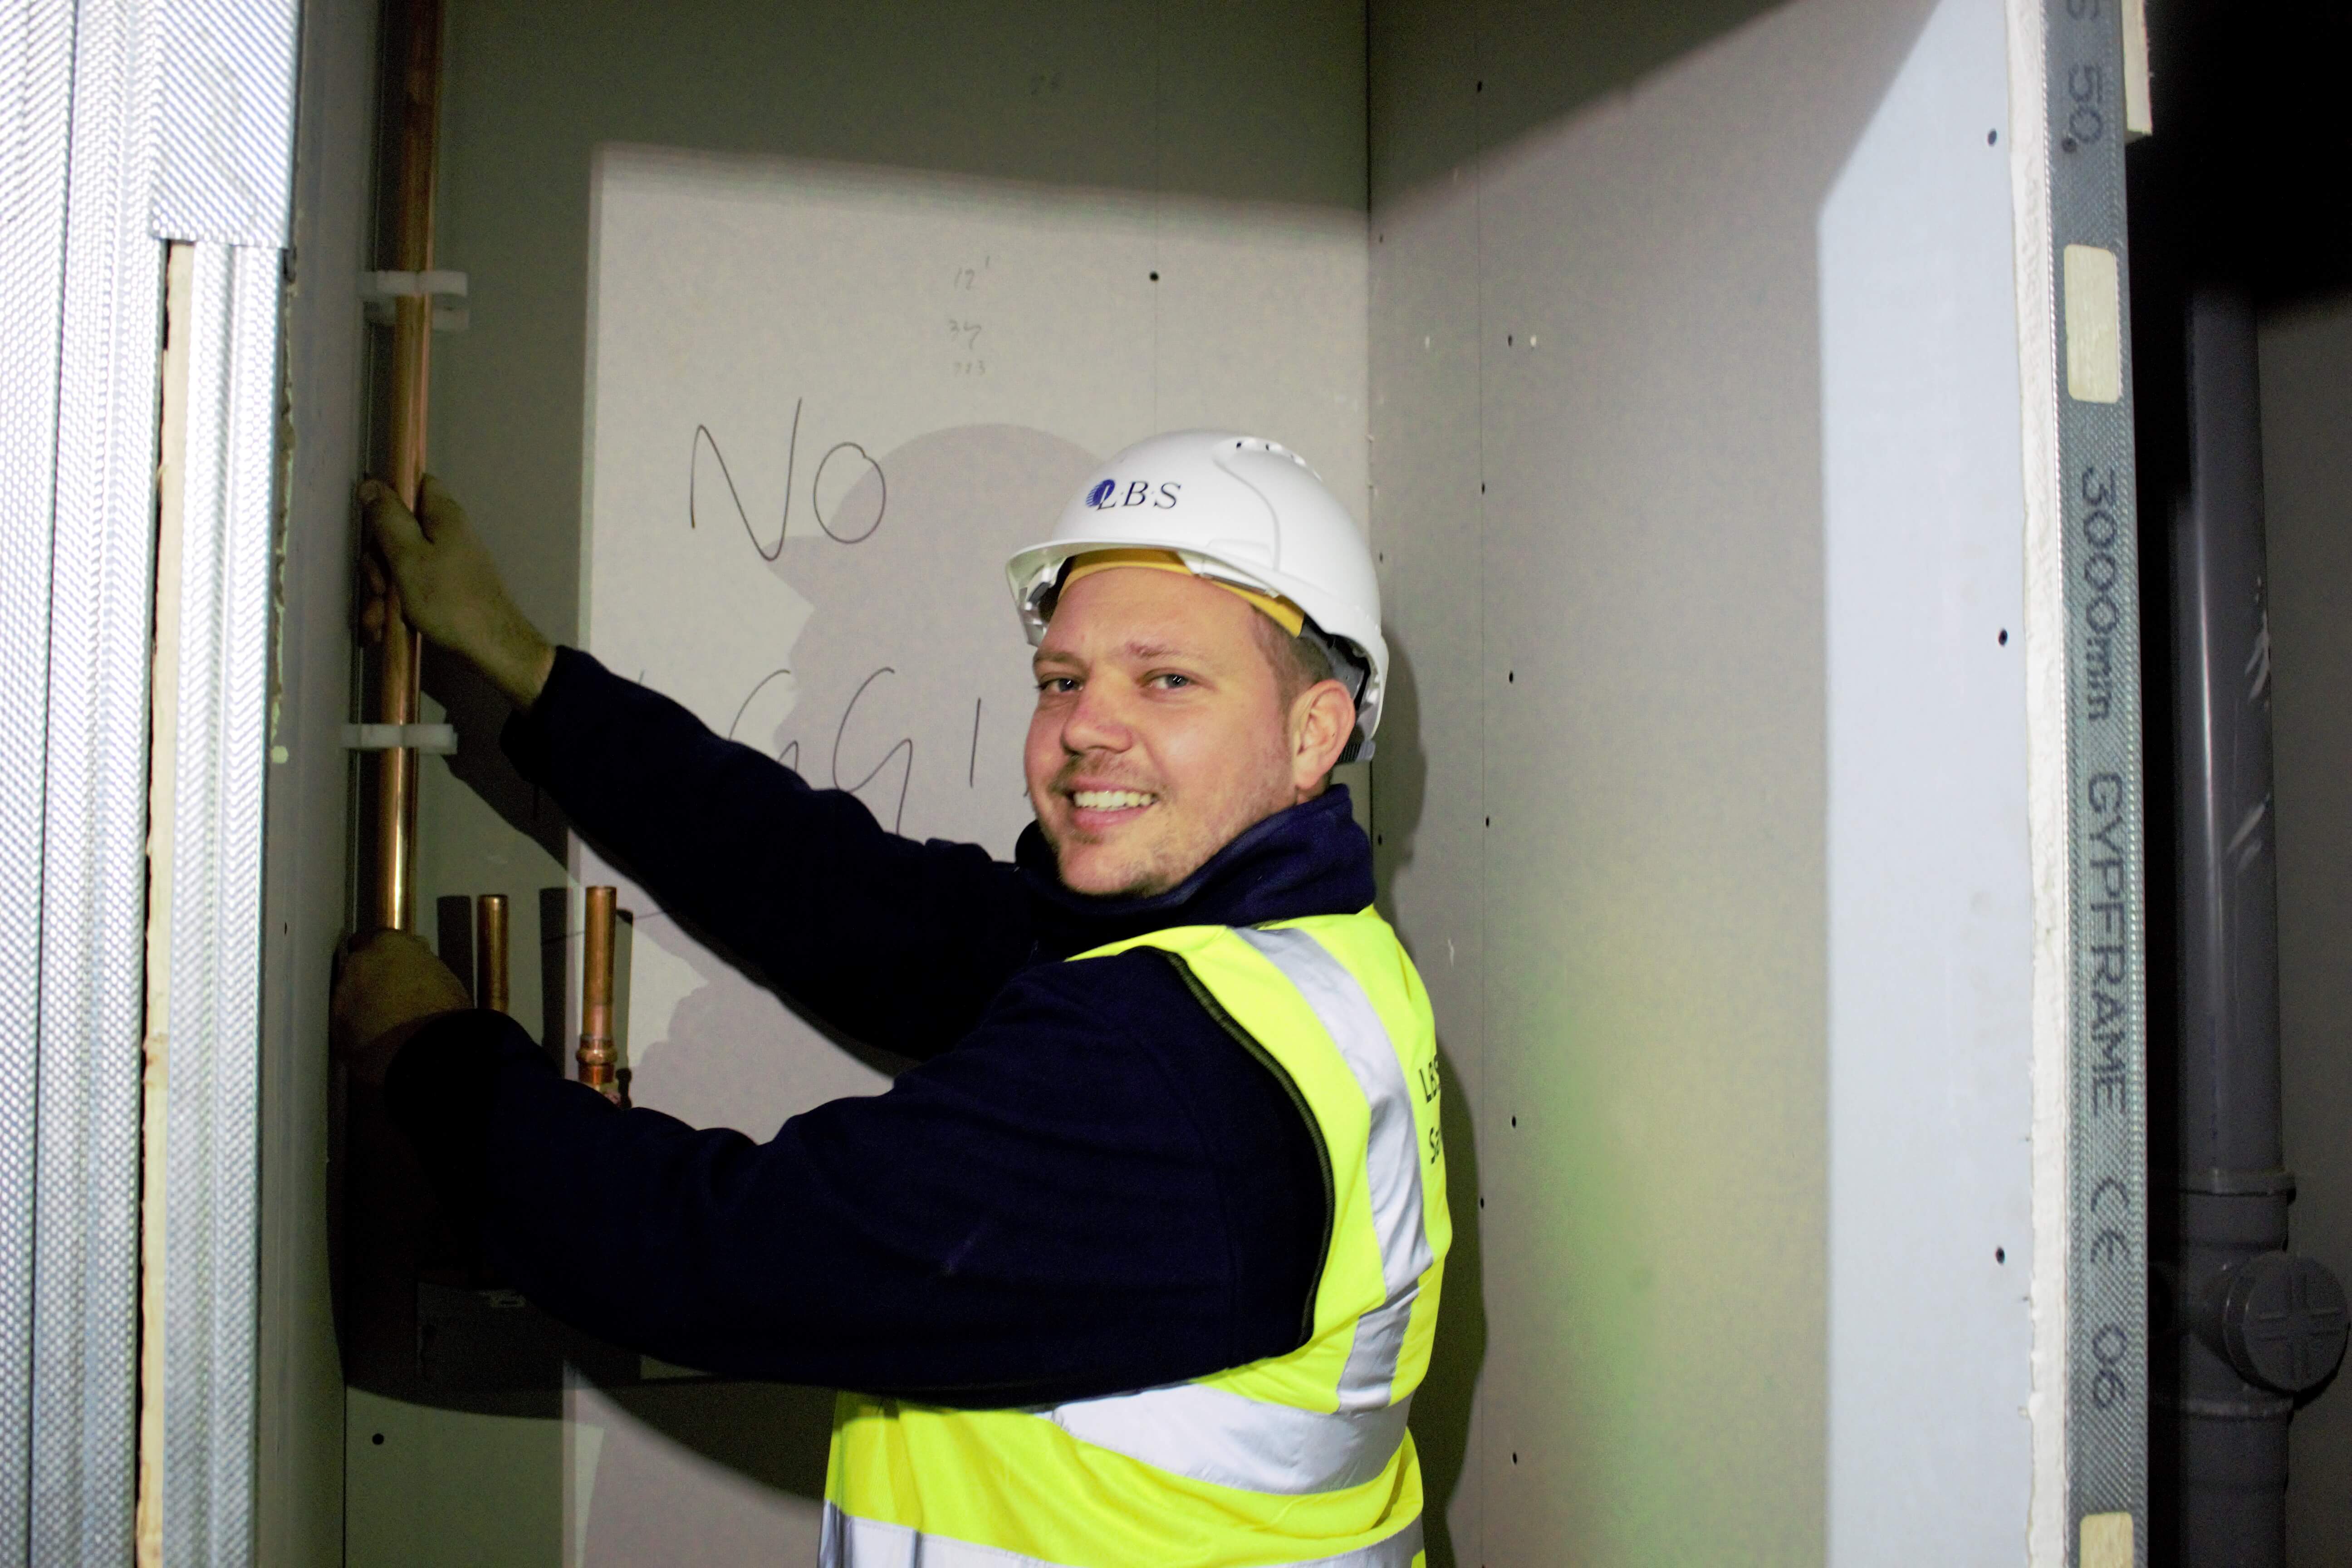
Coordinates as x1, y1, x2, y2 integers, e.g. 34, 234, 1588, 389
343, 722, 459, 755
360, 269, 469, 332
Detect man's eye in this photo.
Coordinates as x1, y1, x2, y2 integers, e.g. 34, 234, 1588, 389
1151, 672, 1192, 690
1038, 676, 1079, 694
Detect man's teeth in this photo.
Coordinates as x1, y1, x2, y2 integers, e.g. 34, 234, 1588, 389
1073, 789, 1156, 811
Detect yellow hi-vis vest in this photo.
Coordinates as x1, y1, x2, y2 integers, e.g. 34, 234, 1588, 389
822, 911, 1449, 1568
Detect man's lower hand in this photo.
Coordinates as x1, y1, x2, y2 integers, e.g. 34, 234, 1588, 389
332, 929, 475, 1087
360, 474, 556, 710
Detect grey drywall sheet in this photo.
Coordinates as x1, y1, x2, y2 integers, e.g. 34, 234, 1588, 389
412, 0, 1364, 1078
1819, 0, 2033, 1554
353, 4, 1369, 1562
2257, 299, 2352, 1564
257, 0, 378, 1559
1372, 0, 1988, 1561
1364, 12, 1485, 1568
567, 145, 1367, 1562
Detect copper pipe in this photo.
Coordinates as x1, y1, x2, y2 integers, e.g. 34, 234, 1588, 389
474, 894, 509, 1014
364, 0, 445, 931
577, 887, 619, 1100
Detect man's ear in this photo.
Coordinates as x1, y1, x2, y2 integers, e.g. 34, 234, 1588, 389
1289, 678, 1357, 795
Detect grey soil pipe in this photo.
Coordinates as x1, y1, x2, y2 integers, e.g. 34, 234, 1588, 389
2161, 284, 2347, 1565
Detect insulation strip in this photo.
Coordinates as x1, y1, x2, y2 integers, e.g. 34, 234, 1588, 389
32, 0, 166, 1558
0, 3, 79, 1558
2042, 0, 2151, 1557
160, 240, 279, 1568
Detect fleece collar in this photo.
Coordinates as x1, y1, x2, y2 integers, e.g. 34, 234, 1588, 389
1016, 786, 1375, 962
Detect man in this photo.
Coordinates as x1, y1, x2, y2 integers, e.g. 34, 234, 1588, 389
338, 429, 1448, 1567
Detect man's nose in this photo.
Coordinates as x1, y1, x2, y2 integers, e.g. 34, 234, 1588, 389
1061, 682, 1132, 753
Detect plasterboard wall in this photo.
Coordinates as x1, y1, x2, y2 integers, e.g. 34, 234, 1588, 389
412, 0, 1368, 1070
291, 0, 2075, 1562
356, 3, 1369, 1563
257, 0, 380, 1561
1369, 0, 2040, 1561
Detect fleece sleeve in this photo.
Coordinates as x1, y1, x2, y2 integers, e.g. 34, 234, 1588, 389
385, 947, 1327, 1406
503, 647, 1034, 1057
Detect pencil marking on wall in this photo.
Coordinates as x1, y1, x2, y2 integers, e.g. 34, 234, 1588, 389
691, 405, 798, 562
813, 441, 885, 544
691, 402, 890, 556
833, 666, 913, 833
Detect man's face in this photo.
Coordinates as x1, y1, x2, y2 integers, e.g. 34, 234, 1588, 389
1026, 567, 1307, 897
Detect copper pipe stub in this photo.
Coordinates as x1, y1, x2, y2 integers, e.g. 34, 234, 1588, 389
474, 894, 510, 1014
578, 886, 619, 1101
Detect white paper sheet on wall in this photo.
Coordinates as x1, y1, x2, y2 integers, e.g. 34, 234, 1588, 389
578, 143, 1367, 1142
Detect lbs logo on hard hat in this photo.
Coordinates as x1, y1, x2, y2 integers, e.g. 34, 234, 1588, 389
1086, 479, 1182, 510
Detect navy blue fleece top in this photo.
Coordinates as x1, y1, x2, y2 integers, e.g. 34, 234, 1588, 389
387, 647, 1368, 1406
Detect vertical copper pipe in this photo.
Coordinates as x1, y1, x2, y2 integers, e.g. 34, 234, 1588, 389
364, 0, 445, 931
474, 894, 509, 1014
577, 887, 619, 1100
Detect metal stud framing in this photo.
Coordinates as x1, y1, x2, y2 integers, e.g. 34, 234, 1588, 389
0, 1, 297, 1562
2041, 0, 2151, 1558
0, 2, 80, 1560
34, 0, 166, 1555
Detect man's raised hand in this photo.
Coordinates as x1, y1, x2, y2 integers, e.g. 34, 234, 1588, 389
360, 474, 557, 710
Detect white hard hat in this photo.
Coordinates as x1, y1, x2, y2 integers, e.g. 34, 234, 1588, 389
1006, 430, 1387, 754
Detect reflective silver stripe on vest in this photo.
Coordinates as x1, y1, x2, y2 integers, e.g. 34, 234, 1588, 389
822, 1503, 1423, 1568
1039, 926, 1434, 1495
1240, 926, 1436, 1408
1045, 1381, 1412, 1495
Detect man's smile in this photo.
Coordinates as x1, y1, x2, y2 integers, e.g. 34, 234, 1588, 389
1067, 787, 1161, 827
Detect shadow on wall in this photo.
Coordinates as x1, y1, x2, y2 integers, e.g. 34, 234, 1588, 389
1370, 0, 1797, 203
1367, 634, 1489, 1568
426, 646, 572, 869
585, 1382, 836, 1551
1372, 637, 1429, 893
1416, 1051, 1488, 1568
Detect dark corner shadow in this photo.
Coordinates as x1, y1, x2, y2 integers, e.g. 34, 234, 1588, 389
435, 894, 476, 1000
1414, 1049, 1487, 1568
1372, 633, 1484, 1567
424, 643, 570, 867
597, 1378, 837, 1502
1372, 635, 1428, 904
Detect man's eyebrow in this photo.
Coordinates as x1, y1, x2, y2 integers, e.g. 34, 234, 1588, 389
1033, 640, 1205, 668
1118, 640, 1200, 662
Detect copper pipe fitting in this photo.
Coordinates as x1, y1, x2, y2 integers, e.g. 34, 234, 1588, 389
474, 894, 509, 1014
363, 0, 444, 933
577, 887, 619, 1101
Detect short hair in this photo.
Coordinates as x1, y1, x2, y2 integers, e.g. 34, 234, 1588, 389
1251, 608, 1336, 709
